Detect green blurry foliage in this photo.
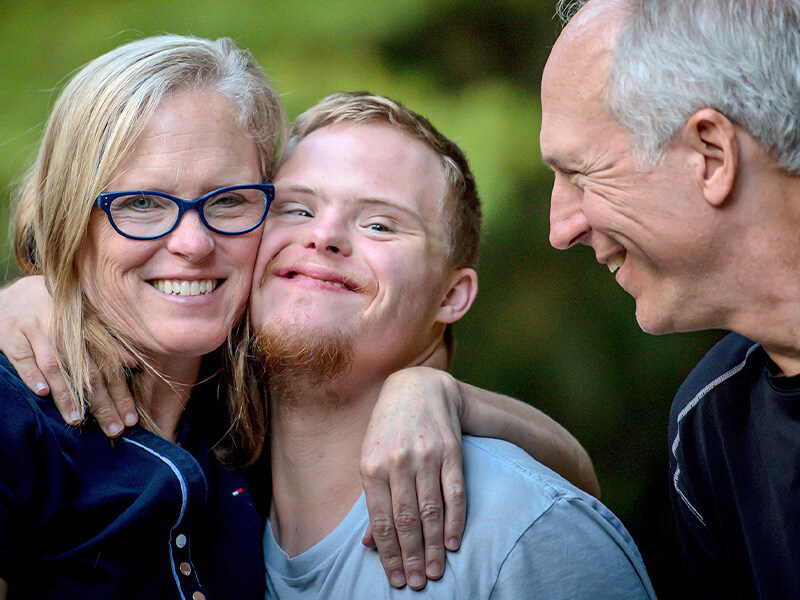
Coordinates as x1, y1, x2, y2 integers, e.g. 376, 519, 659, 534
0, 1, 720, 596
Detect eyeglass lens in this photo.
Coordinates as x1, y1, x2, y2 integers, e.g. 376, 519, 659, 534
108, 188, 268, 237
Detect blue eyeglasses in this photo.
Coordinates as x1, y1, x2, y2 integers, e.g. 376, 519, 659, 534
95, 183, 275, 240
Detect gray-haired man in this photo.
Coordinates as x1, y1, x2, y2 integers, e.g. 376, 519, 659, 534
541, 0, 800, 597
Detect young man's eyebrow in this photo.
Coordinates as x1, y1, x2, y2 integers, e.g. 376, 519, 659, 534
357, 197, 428, 225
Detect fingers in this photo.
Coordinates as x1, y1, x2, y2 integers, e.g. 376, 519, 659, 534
86, 356, 123, 437
388, 458, 428, 590
2, 322, 51, 395
361, 467, 408, 588
87, 356, 137, 438
362, 445, 447, 590
105, 365, 138, 428
2, 320, 79, 423
441, 447, 466, 551
415, 457, 446, 581
361, 523, 376, 549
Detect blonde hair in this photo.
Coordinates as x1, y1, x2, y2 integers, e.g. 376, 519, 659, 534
286, 91, 482, 269
12, 34, 285, 461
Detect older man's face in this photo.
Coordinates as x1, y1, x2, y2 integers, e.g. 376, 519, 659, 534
249, 122, 461, 371
539, 0, 720, 334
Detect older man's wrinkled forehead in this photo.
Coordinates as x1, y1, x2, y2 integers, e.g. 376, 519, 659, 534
545, 0, 629, 91
540, 0, 630, 165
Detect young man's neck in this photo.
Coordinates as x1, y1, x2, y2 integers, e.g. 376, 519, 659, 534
267, 370, 384, 557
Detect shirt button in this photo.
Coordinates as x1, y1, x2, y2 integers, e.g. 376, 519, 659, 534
192, 592, 206, 600
175, 534, 187, 548
179, 562, 192, 576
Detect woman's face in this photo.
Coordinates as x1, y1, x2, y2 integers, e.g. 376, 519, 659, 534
78, 88, 263, 360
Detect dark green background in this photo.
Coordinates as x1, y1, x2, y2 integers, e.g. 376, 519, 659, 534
0, 1, 722, 597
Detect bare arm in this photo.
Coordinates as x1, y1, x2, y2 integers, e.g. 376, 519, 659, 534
0, 577, 7, 599
0, 276, 137, 435
457, 377, 600, 498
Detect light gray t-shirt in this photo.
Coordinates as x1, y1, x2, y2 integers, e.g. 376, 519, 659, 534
264, 436, 656, 599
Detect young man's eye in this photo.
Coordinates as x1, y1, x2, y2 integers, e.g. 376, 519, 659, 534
271, 202, 312, 218
366, 222, 392, 233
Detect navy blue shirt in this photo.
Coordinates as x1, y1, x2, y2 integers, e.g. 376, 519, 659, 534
0, 354, 267, 599
669, 333, 800, 598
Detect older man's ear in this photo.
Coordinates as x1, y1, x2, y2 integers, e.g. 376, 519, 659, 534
682, 108, 739, 208
436, 268, 478, 325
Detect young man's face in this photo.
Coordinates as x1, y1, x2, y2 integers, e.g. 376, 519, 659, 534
249, 122, 473, 374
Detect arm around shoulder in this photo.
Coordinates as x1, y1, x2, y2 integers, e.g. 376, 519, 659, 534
457, 380, 600, 498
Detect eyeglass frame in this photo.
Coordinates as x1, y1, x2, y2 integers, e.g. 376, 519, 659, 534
95, 183, 275, 241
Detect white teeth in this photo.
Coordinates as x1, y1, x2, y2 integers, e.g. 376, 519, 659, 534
607, 255, 625, 274
152, 279, 217, 296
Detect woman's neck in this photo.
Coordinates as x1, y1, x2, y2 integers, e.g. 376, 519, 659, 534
136, 355, 203, 441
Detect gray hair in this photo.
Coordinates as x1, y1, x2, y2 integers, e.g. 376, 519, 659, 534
556, 0, 800, 174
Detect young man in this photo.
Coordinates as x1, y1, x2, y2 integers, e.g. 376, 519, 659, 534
541, 0, 800, 596
249, 91, 655, 598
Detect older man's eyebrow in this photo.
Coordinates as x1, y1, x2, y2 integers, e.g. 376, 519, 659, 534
541, 154, 578, 174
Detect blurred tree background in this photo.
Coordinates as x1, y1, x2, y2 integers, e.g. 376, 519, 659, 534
0, 0, 722, 596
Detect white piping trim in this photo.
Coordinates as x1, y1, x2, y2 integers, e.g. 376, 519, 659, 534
670, 342, 759, 530
124, 437, 190, 600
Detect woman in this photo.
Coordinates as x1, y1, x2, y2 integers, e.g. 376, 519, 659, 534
0, 34, 288, 599
0, 34, 599, 599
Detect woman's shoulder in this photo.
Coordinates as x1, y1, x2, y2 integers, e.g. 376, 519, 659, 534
0, 353, 60, 435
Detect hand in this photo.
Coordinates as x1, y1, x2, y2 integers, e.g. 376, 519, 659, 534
0, 276, 137, 436
360, 367, 466, 590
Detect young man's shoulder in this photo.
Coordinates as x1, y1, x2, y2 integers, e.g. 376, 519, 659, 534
461, 435, 620, 528
458, 436, 655, 598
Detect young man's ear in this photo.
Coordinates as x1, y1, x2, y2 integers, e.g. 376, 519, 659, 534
436, 268, 478, 325
681, 108, 738, 207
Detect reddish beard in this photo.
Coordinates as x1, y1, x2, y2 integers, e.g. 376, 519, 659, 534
252, 320, 354, 384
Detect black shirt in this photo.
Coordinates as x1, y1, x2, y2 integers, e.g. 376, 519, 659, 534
669, 332, 800, 598
0, 354, 267, 599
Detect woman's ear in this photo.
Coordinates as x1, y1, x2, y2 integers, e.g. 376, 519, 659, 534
681, 108, 739, 207
436, 267, 478, 325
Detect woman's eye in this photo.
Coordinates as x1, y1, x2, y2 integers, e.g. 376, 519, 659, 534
131, 196, 156, 210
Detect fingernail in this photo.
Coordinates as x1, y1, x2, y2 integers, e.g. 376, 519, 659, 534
447, 537, 460, 550
124, 413, 138, 427
69, 411, 82, 424
408, 572, 425, 589
34, 382, 49, 394
390, 571, 406, 588
425, 560, 442, 579
107, 422, 122, 436
427, 560, 442, 578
